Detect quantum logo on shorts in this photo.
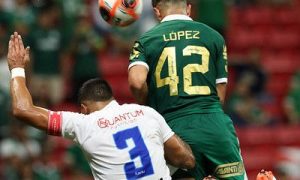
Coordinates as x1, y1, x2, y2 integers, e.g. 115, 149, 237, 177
214, 162, 244, 178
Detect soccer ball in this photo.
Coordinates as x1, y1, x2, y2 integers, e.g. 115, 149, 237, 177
99, 0, 143, 27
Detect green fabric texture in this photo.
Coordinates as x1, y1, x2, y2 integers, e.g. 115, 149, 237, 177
168, 113, 246, 179
196, 0, 227, 30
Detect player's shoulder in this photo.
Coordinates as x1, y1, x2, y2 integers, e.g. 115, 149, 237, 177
193, 21, 216, 32
120, 103, 160, 117
195, 21, 225, 42
137, 25, 162, 43
121, 103, 155, 112
140, 20, 224, 41
61, 111, 85, 119
60, 111, 88, 129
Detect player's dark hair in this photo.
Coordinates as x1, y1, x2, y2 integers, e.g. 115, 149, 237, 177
152, 0, 187, 7
78, 78, 113, 103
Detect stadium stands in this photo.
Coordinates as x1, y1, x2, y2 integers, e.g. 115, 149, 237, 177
222, 3, 300, 178
237, 126, 300, 179
227, 3, 300, 123
99, 53, 135, 104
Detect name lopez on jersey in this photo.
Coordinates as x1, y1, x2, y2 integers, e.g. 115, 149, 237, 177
98, 109, 144, 129
163, 30, 200, 42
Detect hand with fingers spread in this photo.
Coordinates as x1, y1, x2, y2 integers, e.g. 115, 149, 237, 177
203, 175, 217, 180
256, 170, 276, 180
7, 32, 30, 71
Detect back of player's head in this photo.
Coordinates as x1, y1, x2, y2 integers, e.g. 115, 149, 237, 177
152, 0, 187, 7
78, 78, 113, 103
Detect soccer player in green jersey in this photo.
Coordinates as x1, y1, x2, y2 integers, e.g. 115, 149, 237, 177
128, 0, 247, 179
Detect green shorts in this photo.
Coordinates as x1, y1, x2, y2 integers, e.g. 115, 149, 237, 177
168, 112, 247, 180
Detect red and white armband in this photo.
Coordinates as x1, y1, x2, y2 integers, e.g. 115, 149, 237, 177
48, 111, 62, 136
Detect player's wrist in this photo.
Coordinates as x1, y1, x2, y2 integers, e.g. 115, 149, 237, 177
11, 67, 25, 79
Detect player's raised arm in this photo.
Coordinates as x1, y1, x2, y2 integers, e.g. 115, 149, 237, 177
128, 42, 149, 104
216, 83, 227, 106
128, 65, 148, 104
8, 32, 49, 131
216, 41, 229, 106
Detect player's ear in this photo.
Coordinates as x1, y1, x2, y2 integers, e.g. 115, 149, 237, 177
186, 3, 192, 17
153, 7, 162, 21
80, 103, 89, 115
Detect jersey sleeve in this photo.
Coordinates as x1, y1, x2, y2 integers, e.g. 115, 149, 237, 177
147, 108, 174, 143
62, 112, 86, 142
128, 41, 149, 70
48, 111, 85, 143
215, 36, 228, 84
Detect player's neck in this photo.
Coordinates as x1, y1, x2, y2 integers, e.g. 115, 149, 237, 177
163, 10, 187, 17
160, 5, 191, 20
85, 99, 114, 114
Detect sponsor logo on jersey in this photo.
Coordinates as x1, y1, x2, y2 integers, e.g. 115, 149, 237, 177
97, 109, 144, 128
129, 42, 140, 61
214, 162, 244, 178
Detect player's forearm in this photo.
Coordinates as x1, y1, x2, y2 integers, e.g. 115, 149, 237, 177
216, 83, 227, 105
130, 83, 148, 105
175, 135, 195, 169
165, 135, 195, 169
128, 65, 149, 104
11, 77, 48, 130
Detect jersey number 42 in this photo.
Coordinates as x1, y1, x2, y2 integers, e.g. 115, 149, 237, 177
155, 45, 211, 96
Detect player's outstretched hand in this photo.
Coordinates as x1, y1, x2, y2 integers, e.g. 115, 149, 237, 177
203, 175, 217, 180
256, 169, 276, 180
7, 32, 30, 70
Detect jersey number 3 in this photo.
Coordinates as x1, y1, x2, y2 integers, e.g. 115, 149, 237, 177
155, 45, 211, 96
113, 126, 154, 179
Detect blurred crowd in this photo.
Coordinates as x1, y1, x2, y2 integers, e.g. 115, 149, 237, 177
0, 0, 157, 179
0, 0, 299, 179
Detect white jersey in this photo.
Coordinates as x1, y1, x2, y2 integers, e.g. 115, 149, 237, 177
48, 100, 174, 180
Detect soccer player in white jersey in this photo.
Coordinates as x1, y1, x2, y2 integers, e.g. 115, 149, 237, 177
7, 32, 195, 180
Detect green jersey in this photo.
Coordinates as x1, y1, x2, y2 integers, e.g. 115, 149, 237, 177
129, 15, 228, 122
